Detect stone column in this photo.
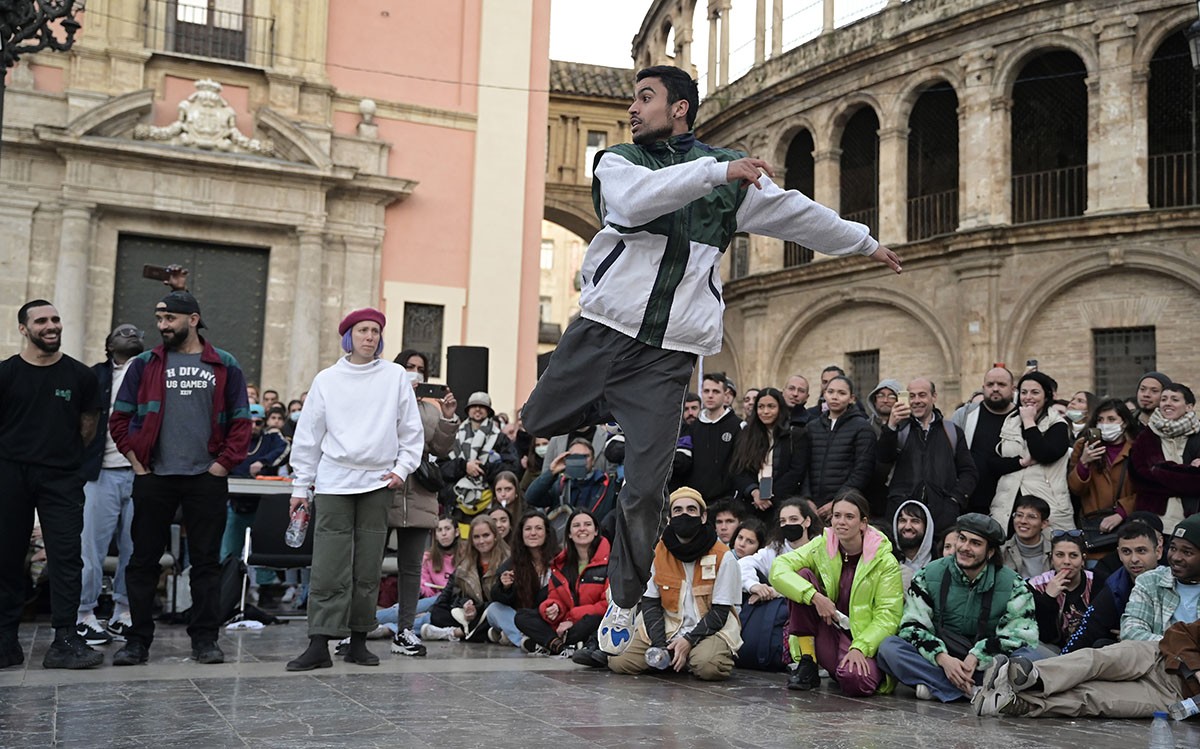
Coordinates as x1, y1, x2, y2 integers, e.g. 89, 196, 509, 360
772, 0, 783, 56
0, 198, 39, 352
950, 255, 1004, 403
289, 228, 324, 397
740, 298, 771, 387
754, 0, 766, 66
1088, 15, 1146, 213
676, 26, 694, 76
54, 203, 96, 359
813, 148, 842, 211
718, 0, 732, 88
956, 49, 998, 229
707, 3, 719, 96
988, 96, 1013, 225
877, 126, 908, 245
822, 0, 835, 35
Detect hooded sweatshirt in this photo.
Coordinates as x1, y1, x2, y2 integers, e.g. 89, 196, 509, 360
891, 499, 935, 589
867, 378, 903, 433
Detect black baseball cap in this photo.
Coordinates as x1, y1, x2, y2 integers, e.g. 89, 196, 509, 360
156, 291, 206, 328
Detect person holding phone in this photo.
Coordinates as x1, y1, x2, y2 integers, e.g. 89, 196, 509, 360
729, 388, 798, 519
1068, 399, 1140, 544
524, 438, 618, 526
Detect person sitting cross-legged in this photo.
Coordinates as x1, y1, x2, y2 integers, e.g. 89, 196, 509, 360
769, 490, 903, 696
606, 487, 742, 681
876, 513, 1041, 701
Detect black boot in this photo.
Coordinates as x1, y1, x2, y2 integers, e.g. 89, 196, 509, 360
787, 655, 820, 691
286, 636, 332, 672
344, 631, 380, 666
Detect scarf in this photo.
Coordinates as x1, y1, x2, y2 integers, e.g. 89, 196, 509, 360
662, 524, 718, 563
1148, 408, 1200, 442
449, 418, 500, 462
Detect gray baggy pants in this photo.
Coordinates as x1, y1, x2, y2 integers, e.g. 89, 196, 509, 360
522, 318, 695, 608
1021, 640, 1185, 718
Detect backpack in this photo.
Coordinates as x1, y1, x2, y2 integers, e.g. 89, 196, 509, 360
896, 420, 959, 452
734, 595, 790, 672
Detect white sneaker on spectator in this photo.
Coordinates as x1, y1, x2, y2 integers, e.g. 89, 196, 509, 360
420, 623, 459, 642
76, 615, 112, 646
280, 586, 297, 604
366, 625, 391, 640
598, 601, 637, 655
914, 684, 934, 701
487, 627, 502, 644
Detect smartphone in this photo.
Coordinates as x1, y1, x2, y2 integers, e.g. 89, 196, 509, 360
1083, 427, 1102, 445
415, 382, 448, 400
1026, 358, 1038, 370
142, 264, 171, 281
564, 453, 589, 480
897, 390, 910, 407
759, 475, 773, 501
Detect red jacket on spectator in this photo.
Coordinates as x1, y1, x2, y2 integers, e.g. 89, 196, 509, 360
539, 537, 611, 625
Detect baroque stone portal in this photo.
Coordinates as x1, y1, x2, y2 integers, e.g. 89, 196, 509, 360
133, 78, 274, 155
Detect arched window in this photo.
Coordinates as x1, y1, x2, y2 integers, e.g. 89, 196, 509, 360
784, 128, 815, 266
1010, 50, 1088, 223
1148, 30, 1198, 208
907, 82, 959, 240
840, 107, 880, 236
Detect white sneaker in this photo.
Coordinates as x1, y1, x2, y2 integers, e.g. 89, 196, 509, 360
366, 625, 391, 640
598, 601, 637, 655
76, 615, 113, 646
914, 684, 934, 701
391, 628, 427, 657
420, 623, 459, 642
280, 586, 297, 604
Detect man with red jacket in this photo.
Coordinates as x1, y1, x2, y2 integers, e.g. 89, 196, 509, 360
108, 290, 250, 666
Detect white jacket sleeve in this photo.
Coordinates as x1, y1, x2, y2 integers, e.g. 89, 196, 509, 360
390, 382, 424, 480
735, 177, 879, 257
594, 151, 729, 228
739, 548, 775, 593
289, 380, 326, 498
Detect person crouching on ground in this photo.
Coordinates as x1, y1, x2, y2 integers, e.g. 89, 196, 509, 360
607, 487, 742, 681
284, 308, 424, 671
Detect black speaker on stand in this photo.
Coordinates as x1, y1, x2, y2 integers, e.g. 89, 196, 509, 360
446, 345, 489, 421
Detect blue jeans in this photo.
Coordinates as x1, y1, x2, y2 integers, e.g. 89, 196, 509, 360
485, 602, 525, 647
376, 596, 436, 634
876, 636, 1045, 702
79, 468, 135, 616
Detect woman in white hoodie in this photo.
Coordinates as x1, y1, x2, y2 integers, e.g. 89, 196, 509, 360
285, 308, 424, 671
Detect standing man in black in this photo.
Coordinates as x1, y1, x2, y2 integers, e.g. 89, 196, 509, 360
952, 367, 1018, 515
109, 290, 251, 666
682, 371, 740, 503
0, 300, 103, 669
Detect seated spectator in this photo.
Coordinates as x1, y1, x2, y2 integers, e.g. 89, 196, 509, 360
491, 470, 526, 522
261, 388, 279, 411
1027, 531, 1094, 651
283, 398, 303, 439
488, 505, 514, 546
972, 618, 1199, 718
891, 500, 936, 589
991, 372, 1073, 531
709, 499, 742, 545
519, 509, 609, 655
1088, 510, 1166, 587
1062, 521, 1162, 653
520, 436, 549, 491
770, 490, 903, 696
1129, 383, 1200, 535
607, 488, 742, 681
545, 424, 611, 478
525, 438, 617, 524
876, 513, 1040, 702
219, 404, 291, 562
264, 405, 287, 437
487, 510, 560, 651
1000, 496, 1053, 580
939, 529, 958, 559
371, 517, 459, 639
732, 518, 767, 560
730, 388, 800, 519
1063, 390, 1097, 439
804, 376, 876, 521
738, 498, 822, 603
1068, 399, 1139, 543
423, 515, 510, 642
878, 378, 977, 538
1120, 514, 1200, 641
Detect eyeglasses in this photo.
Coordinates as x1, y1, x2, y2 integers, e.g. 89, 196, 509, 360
1052, 529, 1085, 539
112, 327, 143, 339
876, 393, 898, 401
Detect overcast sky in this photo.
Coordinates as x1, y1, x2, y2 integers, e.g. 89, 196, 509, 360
549, 0, 885, 82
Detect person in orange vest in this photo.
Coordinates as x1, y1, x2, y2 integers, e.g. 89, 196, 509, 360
606, 487, 742, 681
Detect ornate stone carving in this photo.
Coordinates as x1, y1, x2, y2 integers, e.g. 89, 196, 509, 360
134, 79, 274, 155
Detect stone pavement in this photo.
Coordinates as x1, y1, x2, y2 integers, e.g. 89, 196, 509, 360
1, 622, 1198, 748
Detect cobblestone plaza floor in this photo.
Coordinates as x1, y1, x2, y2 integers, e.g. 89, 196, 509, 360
2, 622, 1198, 748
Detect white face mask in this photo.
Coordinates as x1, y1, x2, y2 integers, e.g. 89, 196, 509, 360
534, 445, 548, 458
1099, 423, 1124, 442
405, 371, 425, 385
1065, 409, 1085, 423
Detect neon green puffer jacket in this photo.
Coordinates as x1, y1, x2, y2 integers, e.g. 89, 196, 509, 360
769, 527, 905, 693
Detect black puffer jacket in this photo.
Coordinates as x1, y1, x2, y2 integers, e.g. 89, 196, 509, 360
803, 409, 876, 506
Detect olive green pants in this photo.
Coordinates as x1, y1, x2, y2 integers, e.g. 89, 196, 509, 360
306, 488, 391, 638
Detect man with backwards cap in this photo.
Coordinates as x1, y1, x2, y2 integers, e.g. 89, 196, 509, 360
284, 308, 423, 672
109, 289, 251, 667
76, 323, 146, 647
876, 513, 1040, 702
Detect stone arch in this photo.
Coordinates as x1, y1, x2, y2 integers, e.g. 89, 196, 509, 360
702, 332, 742, 394
1133, 6, 1197, 71
992, 33, 1099, 101
257, 108, 331, 169
825, 93, 884, 149
544, 202, 599, 243
894, 69, 963, 133
773, 286, 955, 386
67, 89, 154, 137
767, 117, 819, 168
999, 247, 1200, 365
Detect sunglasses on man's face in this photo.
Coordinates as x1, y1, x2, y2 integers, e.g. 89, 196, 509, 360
113, 328, 143, 339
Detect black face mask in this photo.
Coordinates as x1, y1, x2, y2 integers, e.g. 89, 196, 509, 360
668, 514, 703, 539
781, 524, 808, 543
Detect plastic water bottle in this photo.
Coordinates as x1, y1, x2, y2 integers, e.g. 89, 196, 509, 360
834, 611, 851, 630
1168, 696, 1199, 721
284, 506, 309, 548
645, 646, 670, 670
1149, 711, 1173, 748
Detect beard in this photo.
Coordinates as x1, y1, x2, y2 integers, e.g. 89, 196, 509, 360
161, 325, 190, 350
898, 532, 922, 551
30, 333, 61, 354
632, 122, 673, 146
983, 393, 1011, 413
110, 341, 144, 359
